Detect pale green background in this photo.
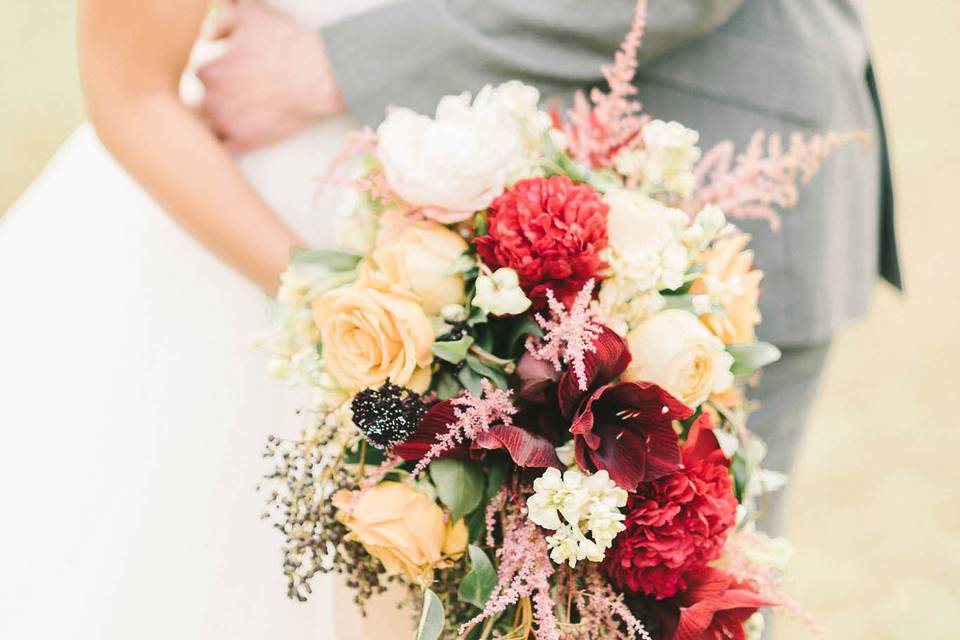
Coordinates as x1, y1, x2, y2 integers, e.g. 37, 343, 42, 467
2, 2, 958, 638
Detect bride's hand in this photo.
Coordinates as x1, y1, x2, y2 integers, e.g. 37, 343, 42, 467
197, 4, 346, 153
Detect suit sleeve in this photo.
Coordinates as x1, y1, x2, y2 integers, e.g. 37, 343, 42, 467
321, 0, 746, 126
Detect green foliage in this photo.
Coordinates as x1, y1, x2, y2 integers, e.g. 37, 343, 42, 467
728, 342, 782, 376
458, 546, 498, 609
290, 247, 362, 273
431, 335, 475, 365
465, 354, 509, 390
416, 589, 445, 640
429, 459, 484, 521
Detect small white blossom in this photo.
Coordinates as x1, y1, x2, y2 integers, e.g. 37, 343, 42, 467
473, 267, 532, 316
745, 612, 765, 640
615, 119, 702, 197
527, 467, 628, 567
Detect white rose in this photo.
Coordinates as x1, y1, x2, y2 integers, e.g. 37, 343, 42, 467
624, 309, 734, 407
377, 92, 524, 220
606, 189, 687, 256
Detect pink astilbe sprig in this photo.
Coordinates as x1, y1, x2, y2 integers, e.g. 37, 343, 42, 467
686, 129, 870, 230
459, 509, 560, 640
316, 126, 378, 187
410, 380, 517, 478
561, 0, 649, 168
528, 280, 603, 391
560, 568, 652, 640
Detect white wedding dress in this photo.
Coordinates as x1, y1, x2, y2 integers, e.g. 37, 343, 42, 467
0, 2, 396, 638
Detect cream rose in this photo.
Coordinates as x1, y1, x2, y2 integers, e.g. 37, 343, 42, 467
377, 92, 523, 221
334, 482, 468, 587
312, 272, 433, 392
371, 212, 469, 316
623, 309, 734, 407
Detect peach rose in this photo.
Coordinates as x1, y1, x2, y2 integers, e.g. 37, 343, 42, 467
333, 482, 468, 587
312, 270, 433, 392
372, 212, 469, 316
690, 234, 763, 345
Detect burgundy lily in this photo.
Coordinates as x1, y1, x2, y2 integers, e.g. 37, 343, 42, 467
554, 325, 693, 491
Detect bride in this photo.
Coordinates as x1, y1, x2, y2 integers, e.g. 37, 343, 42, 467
0, 1, 403, 637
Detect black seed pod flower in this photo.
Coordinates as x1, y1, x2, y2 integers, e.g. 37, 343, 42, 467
351, 381, 427, 449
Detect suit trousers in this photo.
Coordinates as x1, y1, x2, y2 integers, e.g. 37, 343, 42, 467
748, 341, 833, 537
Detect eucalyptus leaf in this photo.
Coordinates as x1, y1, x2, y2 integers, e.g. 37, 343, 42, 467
458, 545, 498, 609
431, 335, 475, 364
728, 342, 782, 376
290, 247, 362, 273
466, 354, 509, 390
416, 589, 445, 640
457, 366, 485, 397
434, 371, 462, 401
429, 459, 484, 521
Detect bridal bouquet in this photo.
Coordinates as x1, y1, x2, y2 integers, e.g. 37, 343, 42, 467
259, 3, 855, 638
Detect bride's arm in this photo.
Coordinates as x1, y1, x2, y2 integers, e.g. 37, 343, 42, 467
79, 0, 301, 295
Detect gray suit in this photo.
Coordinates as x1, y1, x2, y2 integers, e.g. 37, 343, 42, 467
323, 0, 901, 533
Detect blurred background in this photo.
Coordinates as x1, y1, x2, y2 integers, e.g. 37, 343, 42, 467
2, 2, 957, 638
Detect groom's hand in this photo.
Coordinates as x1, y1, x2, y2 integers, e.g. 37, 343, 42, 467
197, 4, 345, 153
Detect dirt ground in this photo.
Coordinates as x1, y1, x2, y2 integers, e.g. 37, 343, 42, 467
2, 2, 957, 638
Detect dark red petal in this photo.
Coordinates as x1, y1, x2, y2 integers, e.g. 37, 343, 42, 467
391, 401, 469, 461
640, 421, 683, 481
600, 381, 694, 424
558, 326, 632, 419
584, 424, 650, 491
473, 425, 562, 469
516, 351, 562, 405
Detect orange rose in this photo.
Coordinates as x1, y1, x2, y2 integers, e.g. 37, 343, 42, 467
691, 234, 763, 345
333, 482, 468, 587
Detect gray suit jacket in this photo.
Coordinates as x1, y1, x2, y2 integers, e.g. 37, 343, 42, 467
322, 0, 901, 346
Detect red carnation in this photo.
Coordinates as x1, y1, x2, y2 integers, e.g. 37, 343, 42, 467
604, 415, 738, 599
474, 175, 609, 308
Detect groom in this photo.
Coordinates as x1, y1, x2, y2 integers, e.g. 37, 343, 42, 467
199, 0, 901, 536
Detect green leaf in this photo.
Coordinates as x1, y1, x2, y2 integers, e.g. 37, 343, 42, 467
465, 507, 487, 543
416, 589, 445, 640
466, 354, 509, 390
496, 315, 542, 358
429, 459, 484, 521
457, 366, 485, 397
458, 545, 498, 609
434, 371, 462, 401
728, 342, 782, 376
290, 247, 362, 273
431, 335, 475, 364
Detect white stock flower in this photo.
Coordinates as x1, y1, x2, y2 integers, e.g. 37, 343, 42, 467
624, 308, 735, 407
472, 268, 532, 317
377, 91, 524, 219
615, 119, 701, 197
527, 467, 628, 567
